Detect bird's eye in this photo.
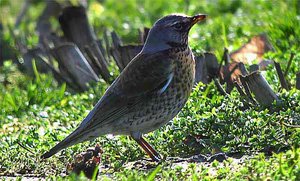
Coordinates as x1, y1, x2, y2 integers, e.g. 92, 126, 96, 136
173, 23, 184, 30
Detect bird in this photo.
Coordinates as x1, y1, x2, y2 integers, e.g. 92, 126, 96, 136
41, 13, 207, 161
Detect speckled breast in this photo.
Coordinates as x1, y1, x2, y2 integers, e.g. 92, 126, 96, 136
125, 47, 195, 134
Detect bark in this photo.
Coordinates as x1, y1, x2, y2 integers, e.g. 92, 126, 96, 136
195, 53, 219, 85
274, 61, 289, 90
243, 71, 279, 106
51, 43, 99, 91
59, 6, 111, 82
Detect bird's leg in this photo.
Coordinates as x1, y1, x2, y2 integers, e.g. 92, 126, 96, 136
131, 132, 161, 162
140, 136, 161, 160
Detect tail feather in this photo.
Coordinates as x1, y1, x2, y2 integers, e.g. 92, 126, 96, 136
41, 128, 82, 159
40, 119, 97, 159
41, 95, 109, 159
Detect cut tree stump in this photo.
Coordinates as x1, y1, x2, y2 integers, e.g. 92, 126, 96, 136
195, 53, 219, 85
36, 0, 62, 47
240, 75, 257, 104
243, 71, 279, 106
219, 62, 247, 93
22, 48, 52, 76
59, 6, 111, 83
59, 6, 96, 49
110, 31, 143, 71
51, 43, 99, 91
110, 44, 143, 71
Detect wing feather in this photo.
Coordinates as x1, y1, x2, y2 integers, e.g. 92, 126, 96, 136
83, 50, 175, 127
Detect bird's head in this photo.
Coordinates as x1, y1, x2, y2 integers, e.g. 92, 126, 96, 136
143, 14, 207, 53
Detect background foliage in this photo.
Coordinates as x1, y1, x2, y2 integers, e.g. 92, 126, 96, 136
0, 0, 300, 180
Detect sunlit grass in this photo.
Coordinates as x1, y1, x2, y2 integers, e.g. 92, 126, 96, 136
0, 0, 299, 180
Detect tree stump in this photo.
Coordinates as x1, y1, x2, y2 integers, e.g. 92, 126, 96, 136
110, 31, 143, 70
194, 53, 219, 85
51, 43, 99, 91
243, 71, 279, 106
59, 6, 111, 83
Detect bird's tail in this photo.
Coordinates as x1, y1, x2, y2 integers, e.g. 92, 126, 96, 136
41, 99, 105, 159
41, 127, 85, 159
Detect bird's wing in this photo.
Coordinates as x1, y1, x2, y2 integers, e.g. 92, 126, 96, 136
82, 50, 175, 129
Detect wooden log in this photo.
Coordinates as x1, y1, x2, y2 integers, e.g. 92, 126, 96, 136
204, 53, 219, 81
33, 53, 79, 90
274, 61, 289, 90
51, 43, 99, 91
238, 62, 248, 76
96, 39, 108, 63
296, 72, 300, 90
111, 31, 123, 47
234, 81, 246, 97
218, 47, 230, 77
103, 30, 111, 59
243, 71, 279, 106
119, 45, 143, 68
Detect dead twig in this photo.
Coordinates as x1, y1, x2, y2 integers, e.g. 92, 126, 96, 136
274, 61, 289, 90
214, 78, 228, 96
240, 76, 257, 105
17, 141, 35, 155
283, 52, 295, 78
218, 47, 229, 74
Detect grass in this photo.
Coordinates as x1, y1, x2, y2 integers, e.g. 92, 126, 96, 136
0, 0, 300, 180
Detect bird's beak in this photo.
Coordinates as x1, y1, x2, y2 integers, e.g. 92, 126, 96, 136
190, 14, 207, 25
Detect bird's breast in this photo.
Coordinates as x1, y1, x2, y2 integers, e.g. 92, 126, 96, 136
171, 48, 195, 95
140, 48, 195, 132
116, 48, 196, 134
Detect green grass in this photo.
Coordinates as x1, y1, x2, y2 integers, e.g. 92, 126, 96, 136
0, 0, 300, 180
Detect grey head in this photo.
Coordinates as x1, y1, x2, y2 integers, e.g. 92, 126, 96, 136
142, 14, 207, 53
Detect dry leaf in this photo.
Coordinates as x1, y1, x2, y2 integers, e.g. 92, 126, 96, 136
230, 34, 274, 65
